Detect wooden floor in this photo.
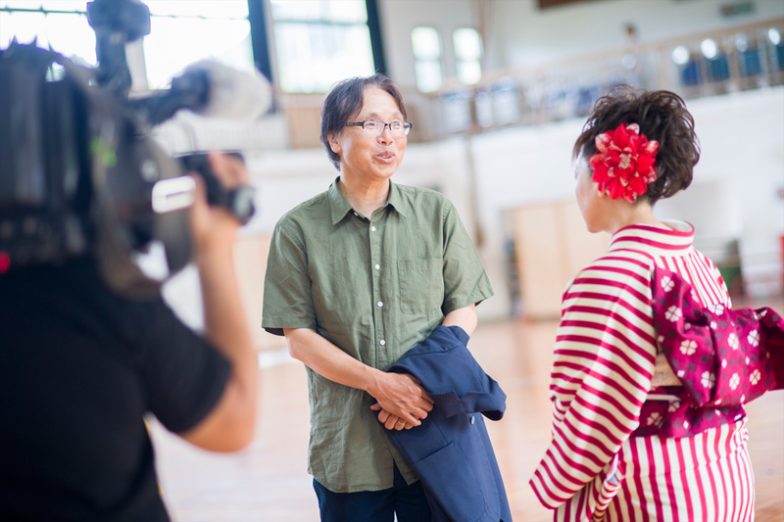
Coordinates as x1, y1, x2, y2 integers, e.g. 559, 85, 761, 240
151, 312, 784, 521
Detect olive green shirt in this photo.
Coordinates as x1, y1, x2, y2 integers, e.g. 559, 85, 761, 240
262, 178, 493, 493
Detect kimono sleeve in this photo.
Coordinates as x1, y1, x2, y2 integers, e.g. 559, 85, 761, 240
529, 254, 657, 509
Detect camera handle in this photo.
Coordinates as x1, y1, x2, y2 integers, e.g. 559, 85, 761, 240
177, 153, 256, 226
86, 0, 150, 98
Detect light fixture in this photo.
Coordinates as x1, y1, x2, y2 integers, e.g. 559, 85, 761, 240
735, 34, 748, 52
672, 46, 690, 65
701, 39, 718, 60
769, 28, 782, 46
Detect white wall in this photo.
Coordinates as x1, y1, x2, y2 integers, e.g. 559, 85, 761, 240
686, 87, 784, 296
469, 86, 784, 317
486, 0, 784, 71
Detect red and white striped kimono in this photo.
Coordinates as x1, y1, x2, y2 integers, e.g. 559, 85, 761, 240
530, 222, 755, 521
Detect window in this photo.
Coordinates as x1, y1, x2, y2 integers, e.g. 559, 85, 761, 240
270, 0, 375, 93
0, 1, 96, 65
411, 26, 442, 92
142, 1, 253, 89
0, 1, 255, 91
453, 27, 482, 84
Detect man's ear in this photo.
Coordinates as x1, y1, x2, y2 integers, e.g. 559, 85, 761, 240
327, 133, 341, 155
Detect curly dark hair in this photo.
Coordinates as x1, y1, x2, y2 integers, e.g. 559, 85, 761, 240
320, 74, 408, 171
573, 87, 700, 204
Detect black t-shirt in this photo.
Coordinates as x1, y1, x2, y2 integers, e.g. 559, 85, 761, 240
0, 257, 232, 521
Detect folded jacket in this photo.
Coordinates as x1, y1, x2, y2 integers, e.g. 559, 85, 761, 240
385, 325, 512, 522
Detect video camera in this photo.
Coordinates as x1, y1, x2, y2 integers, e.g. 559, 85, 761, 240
0, 0, 269, 296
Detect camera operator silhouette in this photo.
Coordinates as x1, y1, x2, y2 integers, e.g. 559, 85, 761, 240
0, 151, 259, 521
0, 1, 263, 519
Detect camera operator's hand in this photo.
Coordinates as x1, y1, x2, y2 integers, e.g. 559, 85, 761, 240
189, 152, 249, 256
180, 151, 258, 453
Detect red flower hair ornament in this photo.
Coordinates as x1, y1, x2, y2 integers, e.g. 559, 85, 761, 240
589, 123, 659, 203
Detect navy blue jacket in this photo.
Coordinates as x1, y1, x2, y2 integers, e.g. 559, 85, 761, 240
387, 326, 512, 522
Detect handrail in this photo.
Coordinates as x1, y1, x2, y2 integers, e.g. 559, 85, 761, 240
429, 16, 784, 96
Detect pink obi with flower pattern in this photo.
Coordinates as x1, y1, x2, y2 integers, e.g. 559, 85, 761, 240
634, 269, 784, 438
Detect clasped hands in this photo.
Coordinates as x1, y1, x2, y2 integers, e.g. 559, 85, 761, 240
368, 372, 433, 431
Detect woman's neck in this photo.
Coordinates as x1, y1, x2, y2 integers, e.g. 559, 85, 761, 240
338, 174, 390, 219
605, 200, 668, 234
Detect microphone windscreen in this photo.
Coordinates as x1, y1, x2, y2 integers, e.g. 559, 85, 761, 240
184, 59, 272, 120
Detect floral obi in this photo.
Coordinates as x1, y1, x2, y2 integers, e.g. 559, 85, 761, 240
634, 268, 784, 438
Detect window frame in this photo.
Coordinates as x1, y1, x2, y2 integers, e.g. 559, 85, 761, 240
411, 24, 444, 93
452, 26, 483, 85
265, 0, 385, 94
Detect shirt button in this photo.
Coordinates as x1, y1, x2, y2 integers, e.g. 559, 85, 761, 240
371, 226, 377, 232
353, 211, 358, 217
470, 415, 475, 425
380, 339, 386, 346
374, 264, 380, 270
377, 301, 384, 308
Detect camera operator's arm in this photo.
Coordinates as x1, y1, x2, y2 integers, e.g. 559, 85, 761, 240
180, 152, 258, 452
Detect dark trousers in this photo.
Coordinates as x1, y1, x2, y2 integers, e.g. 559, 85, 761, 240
312, 465, 432, 522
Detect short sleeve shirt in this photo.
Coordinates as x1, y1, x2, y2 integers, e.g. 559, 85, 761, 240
262, 178, 493, 492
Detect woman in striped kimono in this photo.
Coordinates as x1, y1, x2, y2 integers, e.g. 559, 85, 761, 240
529, 88, 755, 521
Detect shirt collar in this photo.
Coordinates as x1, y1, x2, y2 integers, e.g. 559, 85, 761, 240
609, 220, 695, 256
386, 182, 409, 218
328, 178, 353, 225
328, 177, 408, 225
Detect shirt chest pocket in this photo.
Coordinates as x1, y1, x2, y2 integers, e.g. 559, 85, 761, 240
397, 258, 444, 315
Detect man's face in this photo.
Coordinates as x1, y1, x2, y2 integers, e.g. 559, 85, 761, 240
329, 86, 407, 182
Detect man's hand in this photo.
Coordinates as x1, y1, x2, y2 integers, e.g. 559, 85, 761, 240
366, 372, 433, 427
369, 404, 418, 430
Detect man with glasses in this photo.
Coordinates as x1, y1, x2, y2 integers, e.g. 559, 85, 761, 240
262, 74, 492, 521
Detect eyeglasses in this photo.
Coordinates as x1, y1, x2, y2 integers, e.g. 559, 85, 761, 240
345, 119, 413, 138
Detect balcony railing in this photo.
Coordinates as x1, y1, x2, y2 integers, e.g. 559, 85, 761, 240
411, 17, 784, 141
